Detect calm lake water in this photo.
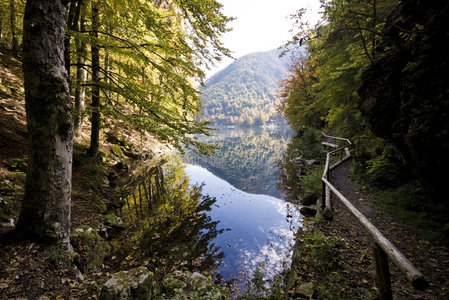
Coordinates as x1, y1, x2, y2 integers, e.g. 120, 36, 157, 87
184, 126, 302, 281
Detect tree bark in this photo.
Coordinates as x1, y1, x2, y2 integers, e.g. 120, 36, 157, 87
64, 1, 78, 79
16, 0, 73, 245
88, 3, 101, 157
74, 0, 87, 137
9, 0, 18, 56
0, 6, 3, 41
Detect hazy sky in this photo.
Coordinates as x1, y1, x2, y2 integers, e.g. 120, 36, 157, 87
206, 0, 322, 77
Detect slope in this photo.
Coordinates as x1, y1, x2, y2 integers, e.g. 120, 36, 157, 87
200, 48, 301, 126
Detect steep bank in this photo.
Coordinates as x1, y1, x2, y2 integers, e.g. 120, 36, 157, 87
0, 50, 172, 298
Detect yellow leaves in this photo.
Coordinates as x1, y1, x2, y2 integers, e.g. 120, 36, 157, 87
325, 106, 344, 125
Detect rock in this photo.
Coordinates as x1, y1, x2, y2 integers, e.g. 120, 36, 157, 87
302, 194, 318, 206
0, 218, 15, 228
104, 214, 125, 229
305, 159, 318, 166
295, 282, 314, 298
71, 227, 111, 273
101, 214, 126, 239
0, 197, 12, 222
100, 269, 222, 299
160, 271, 223, 299
300, 206, 317, 217
74, 266, 85, 282
99, 267, 154, 300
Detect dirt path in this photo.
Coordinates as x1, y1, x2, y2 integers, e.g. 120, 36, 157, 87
322, 159, 449, 299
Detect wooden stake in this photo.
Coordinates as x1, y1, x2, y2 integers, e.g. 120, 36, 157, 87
373, 242, 392, 300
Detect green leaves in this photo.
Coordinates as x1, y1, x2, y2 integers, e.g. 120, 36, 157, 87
282, 0, 398, 138
66, 0, 231, 154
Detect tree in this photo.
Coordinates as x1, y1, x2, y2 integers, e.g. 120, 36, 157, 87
87, 1, 101, 156
283, 0, 398, 137
73, 0, 88, 137
9, 0, 18, 55
64, 0, 232, 156
278, 57, 325, 130
16, 0, 73, 245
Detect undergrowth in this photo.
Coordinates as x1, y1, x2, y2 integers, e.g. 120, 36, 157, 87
349, 159, 448, 243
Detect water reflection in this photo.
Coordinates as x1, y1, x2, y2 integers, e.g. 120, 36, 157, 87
182, 126, 302, 282
119, 156, 224, 275
277, 128, 326, 204
185, 164, 301, 282
184, 126, 292, 198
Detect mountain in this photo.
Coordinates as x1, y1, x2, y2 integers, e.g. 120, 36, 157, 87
200, 48, 299, 126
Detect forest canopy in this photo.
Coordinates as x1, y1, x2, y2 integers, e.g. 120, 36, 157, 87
0, 0, 233, 154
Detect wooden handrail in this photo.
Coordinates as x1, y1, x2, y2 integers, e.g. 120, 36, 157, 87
320, 133, 428, 297
321, 131, 352, 146
322, 177, 428, 289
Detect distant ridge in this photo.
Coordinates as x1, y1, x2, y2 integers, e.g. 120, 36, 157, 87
200, 48, 302, 126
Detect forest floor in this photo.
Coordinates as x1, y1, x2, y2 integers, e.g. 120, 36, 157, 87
320, 159, 449, 299
0, 50, 121, 299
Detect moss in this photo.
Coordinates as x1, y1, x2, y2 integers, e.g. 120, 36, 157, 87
109, 144, 123, 157
46, 242, 73, 266
0, 197, 13, 221
162, 277, 186, 290
99, 267, 155, 300
104, 214, 120, 227
71, 227, 111, 273
158, 271, 224, 299
94, 197, 107, 214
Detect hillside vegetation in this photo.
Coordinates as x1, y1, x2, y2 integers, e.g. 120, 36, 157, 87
279, 0, 449, 229
200, 48, 299, 126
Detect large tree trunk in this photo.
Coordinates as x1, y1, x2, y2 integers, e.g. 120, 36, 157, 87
88, 3, 101, 157
74, 0, 87, 138
16, 0, 73, 244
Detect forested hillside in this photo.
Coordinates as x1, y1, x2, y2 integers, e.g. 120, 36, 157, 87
200, 48, 298, 126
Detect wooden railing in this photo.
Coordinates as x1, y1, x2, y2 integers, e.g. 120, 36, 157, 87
320, 132, 428, 299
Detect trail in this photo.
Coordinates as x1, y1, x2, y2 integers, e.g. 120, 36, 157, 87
323, 159, 449, 299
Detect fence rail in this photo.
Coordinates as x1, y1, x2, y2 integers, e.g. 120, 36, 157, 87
320, 133, 428, 299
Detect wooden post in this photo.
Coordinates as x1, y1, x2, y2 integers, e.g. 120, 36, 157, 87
323, 185, 332, 219
321, 180, 326, 209
373, 242, 393, 300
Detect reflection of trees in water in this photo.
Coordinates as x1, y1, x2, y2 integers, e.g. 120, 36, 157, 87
277, 128, 326, 204
119, 155, 224, 276
184, 127, 293, 197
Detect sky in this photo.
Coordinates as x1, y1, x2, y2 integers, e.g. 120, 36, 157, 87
206, 0, 322, 77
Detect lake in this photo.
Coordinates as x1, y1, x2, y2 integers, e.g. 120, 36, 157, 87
183, 126, 302, 281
